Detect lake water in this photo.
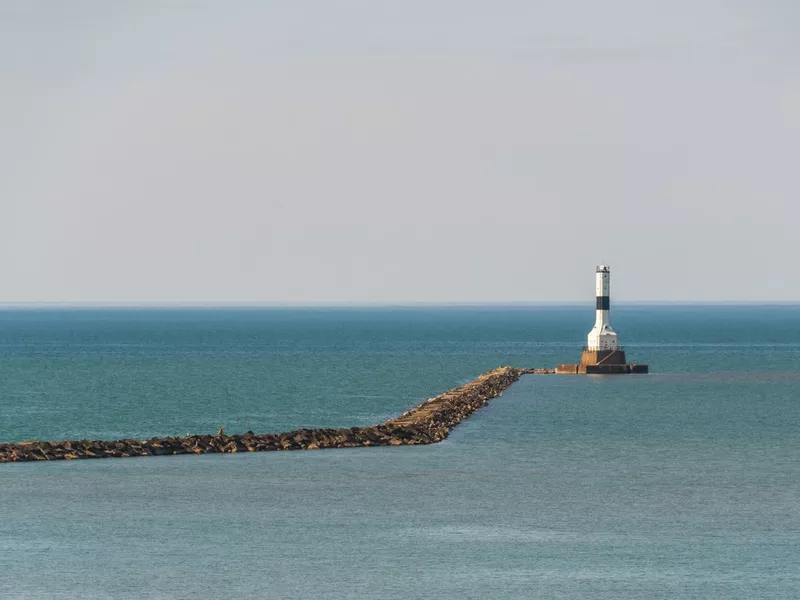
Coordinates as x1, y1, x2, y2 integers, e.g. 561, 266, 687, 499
1, 306, 799, 598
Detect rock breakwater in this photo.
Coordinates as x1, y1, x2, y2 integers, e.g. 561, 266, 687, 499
0, 366, 522, 463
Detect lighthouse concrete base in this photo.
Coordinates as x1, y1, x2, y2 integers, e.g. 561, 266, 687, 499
579, 348, 627, 370
555, 349, 648, 374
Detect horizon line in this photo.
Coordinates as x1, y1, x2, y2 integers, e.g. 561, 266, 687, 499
0, 300, 799, 309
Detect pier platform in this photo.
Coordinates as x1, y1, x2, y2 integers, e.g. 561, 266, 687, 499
556, 347, 648, 374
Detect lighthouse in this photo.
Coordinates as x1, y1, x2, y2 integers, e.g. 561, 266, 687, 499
555, 264, 648, 374
587, 265, 618, 351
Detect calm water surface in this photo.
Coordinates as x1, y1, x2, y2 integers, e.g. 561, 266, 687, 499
1, 306, 799, 598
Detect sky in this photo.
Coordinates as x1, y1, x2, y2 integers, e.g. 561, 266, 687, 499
2, 1, 798, 303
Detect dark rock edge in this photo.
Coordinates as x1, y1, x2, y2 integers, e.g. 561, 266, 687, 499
1, 366, 540, 463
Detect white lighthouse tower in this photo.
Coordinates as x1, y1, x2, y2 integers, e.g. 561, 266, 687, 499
586, 264, 618, 351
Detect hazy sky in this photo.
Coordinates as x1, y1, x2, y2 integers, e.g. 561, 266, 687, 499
2, 1, 798, 303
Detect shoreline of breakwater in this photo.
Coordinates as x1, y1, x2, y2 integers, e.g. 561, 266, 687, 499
0, 366, 543, 464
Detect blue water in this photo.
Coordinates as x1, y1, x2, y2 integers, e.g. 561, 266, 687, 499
1, 306, 799, 598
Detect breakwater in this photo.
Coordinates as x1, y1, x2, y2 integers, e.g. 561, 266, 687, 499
0, 366, 524, 463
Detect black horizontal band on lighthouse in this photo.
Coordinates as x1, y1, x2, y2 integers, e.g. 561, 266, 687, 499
596, 296, 610, 310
